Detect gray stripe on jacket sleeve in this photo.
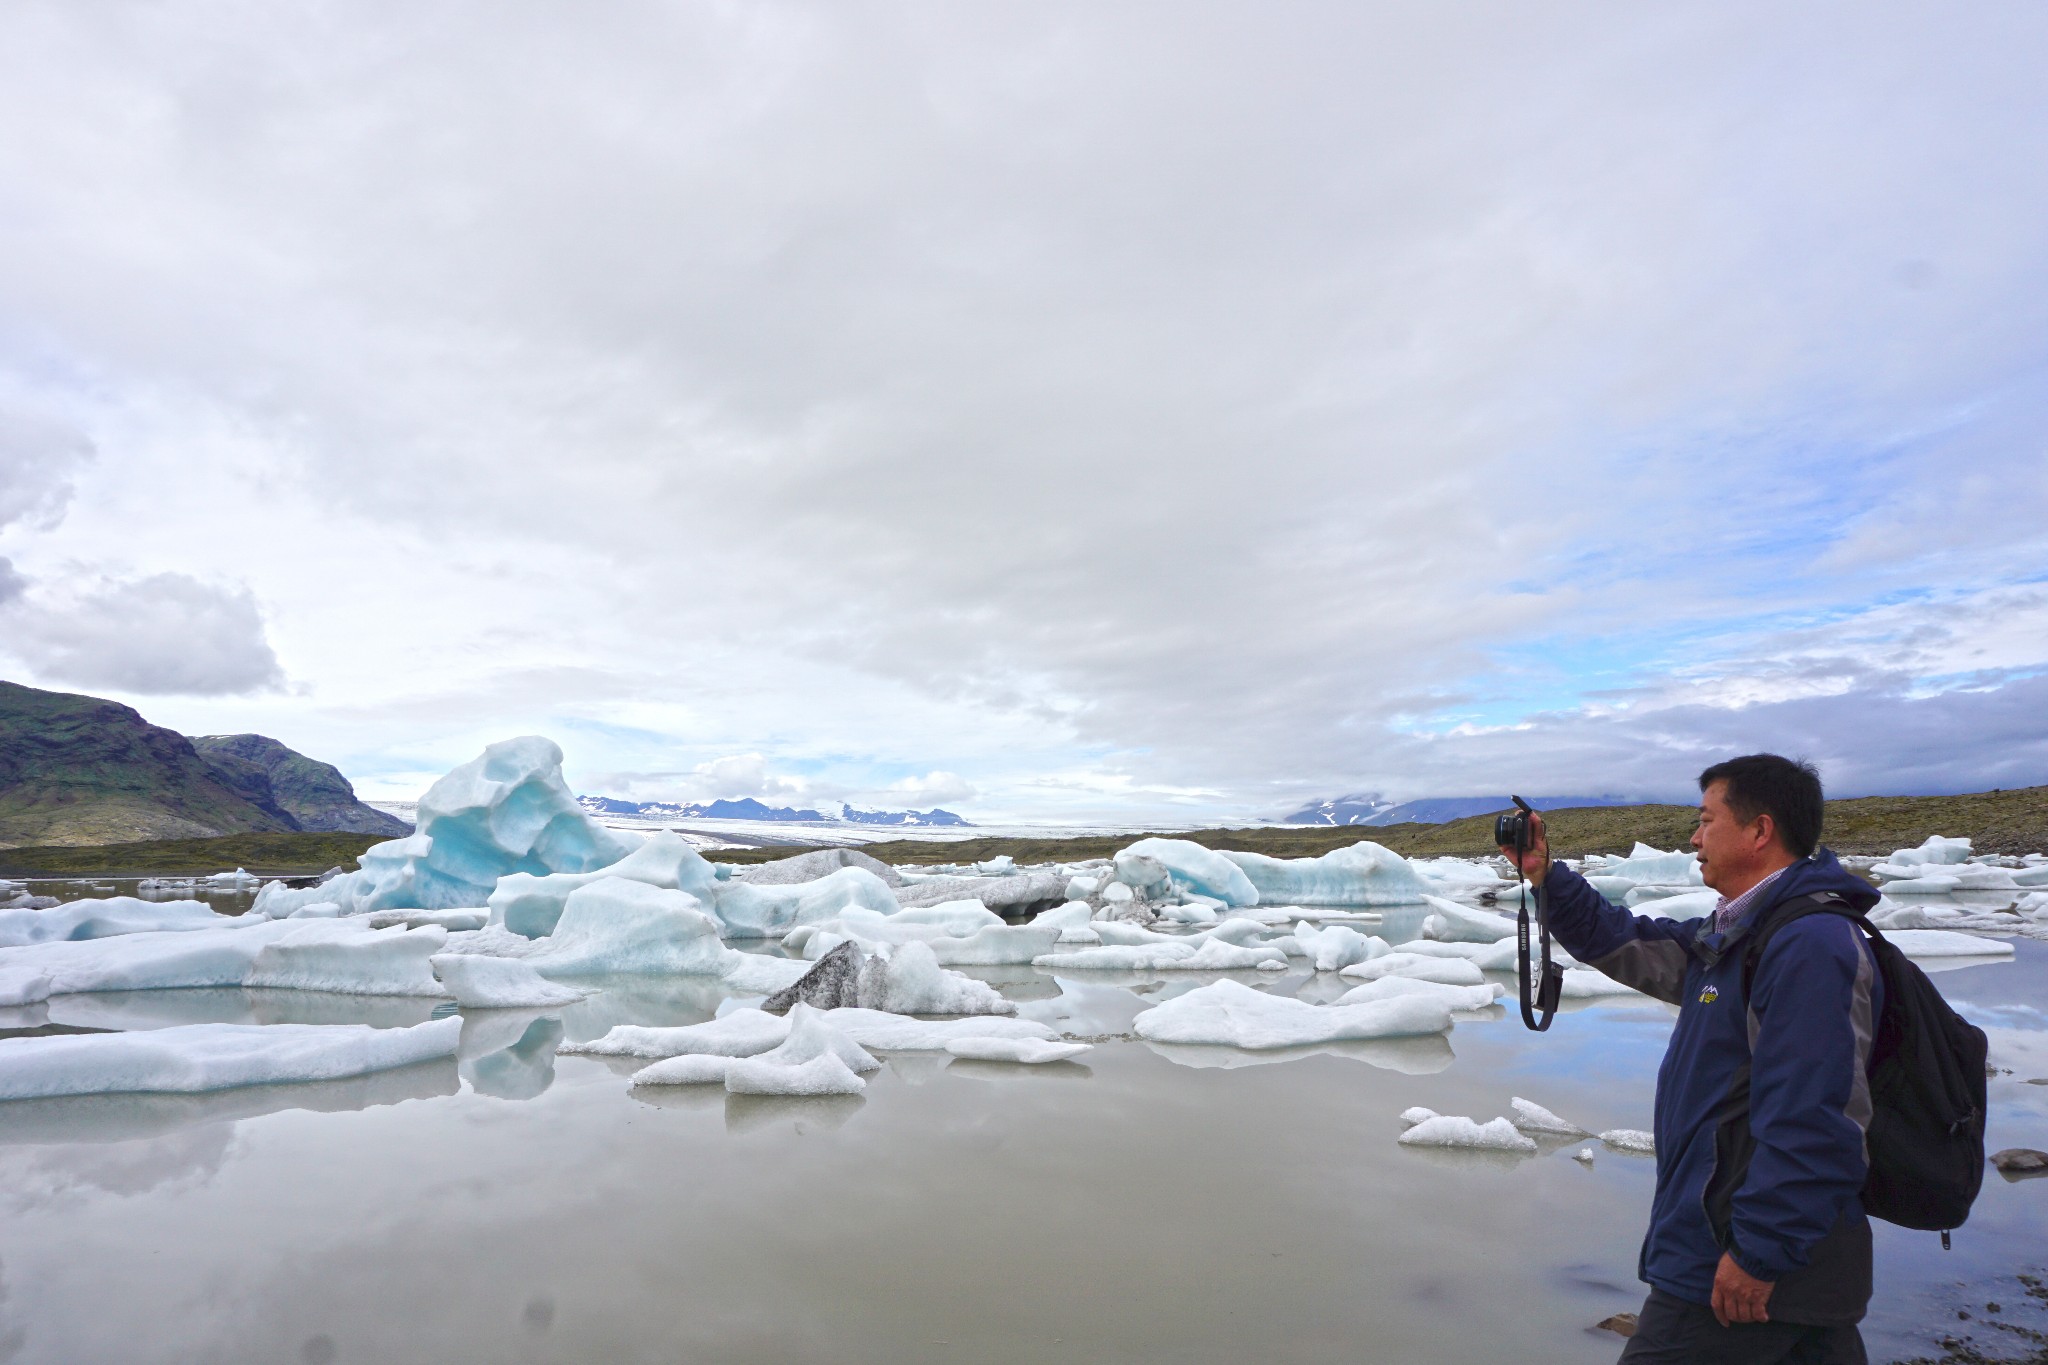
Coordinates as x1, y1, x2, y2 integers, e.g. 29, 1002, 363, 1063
1587, 939, 1690, 1005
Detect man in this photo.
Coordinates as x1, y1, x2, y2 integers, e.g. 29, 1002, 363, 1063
1501, 755, 1883, 1364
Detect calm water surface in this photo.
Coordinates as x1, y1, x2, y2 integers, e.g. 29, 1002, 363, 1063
0, 888, 2042, 1364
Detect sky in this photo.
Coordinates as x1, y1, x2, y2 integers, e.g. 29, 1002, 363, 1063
1, 2, 2045, 823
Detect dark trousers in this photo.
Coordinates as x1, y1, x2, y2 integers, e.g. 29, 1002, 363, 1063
1617, 1288, 1867, 1364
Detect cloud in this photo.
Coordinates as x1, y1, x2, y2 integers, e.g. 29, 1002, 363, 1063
0, 558, 24, 609
873, 771, 976, 808
0, 571, 284, 696
0, 4, 2043, 813
0, 408, 93, 533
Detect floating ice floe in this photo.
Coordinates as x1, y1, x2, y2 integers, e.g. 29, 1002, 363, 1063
1509, 1096, 1590, 1136
944, 1037, 1092, 1064
1219, 842, 1432, 907
486, 831, 719, 937
253, 737, 638, 918
1580, 844, 1704, 901
1338, 953, 1487, 987
566, 1006, 1057, 1062
1399, 1114, 1537, 1153
633, 1005, 881, 1094
0, 919, 452, 1007
1884, 929, 2016, 959
1036, 937, 1290, 972
1028, 901, 1102, 944
1288, 921, 1387, 972
1410, 857, 1510, 900
1600, 1128, 1656, 1154
1419, 896, 1516, 944
0, 896, 245, 947
0, 1017, 460, 1101
431, 954, 586, 1008
1114, 839, 1262, 906
1333, 977, 1502, 1011
1132, 979, 1455, 1049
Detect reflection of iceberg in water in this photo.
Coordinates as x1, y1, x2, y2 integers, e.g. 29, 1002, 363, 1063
42, 988, 444, 1034
0, 1058, 458, 1146
944, 1057, 1093, 1083
557, 978, 731, 1046
1143, 1032, 1456, 1074
460, 1017, 564, 1101
722, 1091, 864, 1135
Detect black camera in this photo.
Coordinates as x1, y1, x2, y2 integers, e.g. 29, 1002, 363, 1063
1494, 795, 1537, 851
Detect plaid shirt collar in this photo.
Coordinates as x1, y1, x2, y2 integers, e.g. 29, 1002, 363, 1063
1712, 863, 1792, 934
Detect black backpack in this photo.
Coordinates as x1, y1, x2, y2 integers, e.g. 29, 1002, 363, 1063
1742, 893, 1989, 1243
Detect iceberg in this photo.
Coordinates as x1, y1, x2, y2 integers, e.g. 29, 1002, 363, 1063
722, 1051, 868, 1096
1033, 938, 1290, 972
568, 1006, 1057, 1062
1132, 978, 1455, 1049
0, 919, 452, 1006
636, 1004, 883, 1093
0, 896, 243, 947
431, 954, 585, 1008
1333, 977, 1501, 1010
1338, 953, 1487, 987
1600, 1128, 1656, 1154
524, 878, 733, 977
1579, 844, 1702, 890
486, 831, 718, 937
944, 1037, 1092, 1064
0, 1017, 460, 1100
1881, 835, 1973, 869
252, 737, 639, 917
1288, 921, 1385, 972
1885, 930, 2015, 959
1398, 1115, 1536, 1153
1509, 1097, 1590, 1136
1114, 839, 1261, 907
856, 941, 1016, 1015
1219, 842, 1431, 906
705, 867, 902, 939
740, 848, 903, 887
1419, 896, 1515, 944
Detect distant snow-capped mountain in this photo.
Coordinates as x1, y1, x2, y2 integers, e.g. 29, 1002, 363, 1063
1282, 794, 1399, 826
1285, 793, 1645, 826
839, 805, 970, 827
578, 795, 969, 827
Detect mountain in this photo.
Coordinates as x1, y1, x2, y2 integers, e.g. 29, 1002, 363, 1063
1282, 795, 1399, 826
839, 805, 969, 827
1284, 792, 1647, 827
188, 734, 411, 837
577, 795, 971, 827
0, 680, 406, 847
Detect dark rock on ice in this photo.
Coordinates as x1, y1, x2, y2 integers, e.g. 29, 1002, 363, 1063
1991, 1147, 2048, 1178
1594, 1313, 1639, 1338
763, 941, 867, 1013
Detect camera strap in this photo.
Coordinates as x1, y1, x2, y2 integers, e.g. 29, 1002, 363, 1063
1514, 830, 1561, 1031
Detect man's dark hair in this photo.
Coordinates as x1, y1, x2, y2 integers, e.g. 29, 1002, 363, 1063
1697, 754, 1824, 858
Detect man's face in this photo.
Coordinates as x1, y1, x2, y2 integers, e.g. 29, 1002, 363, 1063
1692, 780, 1766, 894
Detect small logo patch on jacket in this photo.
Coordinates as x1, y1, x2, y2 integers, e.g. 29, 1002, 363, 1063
1698, 985, 1720, 1004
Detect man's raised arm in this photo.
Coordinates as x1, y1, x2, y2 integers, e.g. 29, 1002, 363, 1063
1499, 811, 1697, 1006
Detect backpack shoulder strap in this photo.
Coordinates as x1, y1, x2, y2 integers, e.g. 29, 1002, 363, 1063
1740, 891, 1879, 1000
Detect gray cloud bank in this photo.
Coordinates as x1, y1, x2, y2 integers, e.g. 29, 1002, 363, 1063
0, 2, 2043, 812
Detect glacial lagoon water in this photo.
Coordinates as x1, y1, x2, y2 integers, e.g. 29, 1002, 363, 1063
0, 883, 2042, 1364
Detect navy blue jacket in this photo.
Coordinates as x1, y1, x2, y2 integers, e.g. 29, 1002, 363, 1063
1542, 850, 1884, 1323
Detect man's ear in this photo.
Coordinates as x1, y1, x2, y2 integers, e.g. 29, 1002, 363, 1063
1753, 812, 1778, 852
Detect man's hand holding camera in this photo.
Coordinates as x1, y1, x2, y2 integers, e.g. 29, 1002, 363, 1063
1496, 807, 1550, 885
